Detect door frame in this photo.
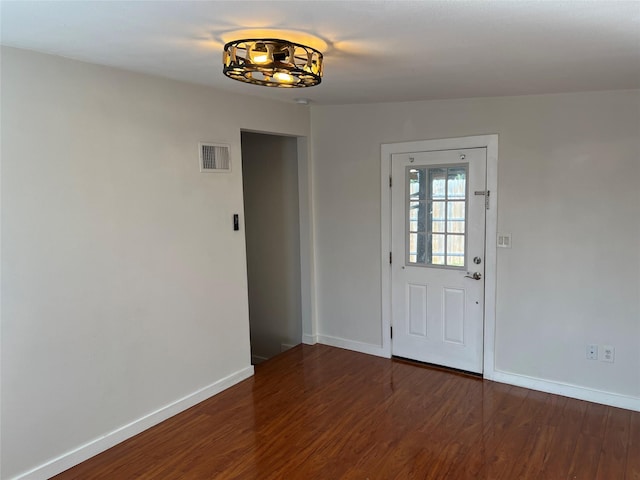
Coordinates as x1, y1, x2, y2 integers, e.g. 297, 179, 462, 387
381, 134, 498, 377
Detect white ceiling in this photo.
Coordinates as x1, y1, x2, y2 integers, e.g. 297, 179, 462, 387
1, 1, 639, 105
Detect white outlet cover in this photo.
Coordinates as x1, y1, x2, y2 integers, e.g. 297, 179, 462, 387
602, 345, 615, 363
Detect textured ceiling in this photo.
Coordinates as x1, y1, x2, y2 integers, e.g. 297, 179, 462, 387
1, 1, 639, 105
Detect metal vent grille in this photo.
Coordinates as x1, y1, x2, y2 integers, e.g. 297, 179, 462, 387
199, 143, 230, 172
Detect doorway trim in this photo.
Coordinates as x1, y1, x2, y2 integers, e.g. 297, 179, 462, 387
381, 134, 498, 377
295, 135, 319, 345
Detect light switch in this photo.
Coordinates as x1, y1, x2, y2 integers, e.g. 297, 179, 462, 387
497, 233, 512, 248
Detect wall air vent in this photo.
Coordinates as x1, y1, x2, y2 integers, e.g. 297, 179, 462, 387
199, 143, 231, 172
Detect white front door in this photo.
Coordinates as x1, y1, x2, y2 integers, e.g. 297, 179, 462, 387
391, 148, 486, 373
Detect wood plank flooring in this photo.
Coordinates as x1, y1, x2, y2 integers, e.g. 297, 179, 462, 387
53, 344, 640, 479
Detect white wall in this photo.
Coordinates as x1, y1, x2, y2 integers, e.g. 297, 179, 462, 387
241, 132, 302, 361
0, 47, 310, 479
311, 90, 640, 402
2, 44, 638, 479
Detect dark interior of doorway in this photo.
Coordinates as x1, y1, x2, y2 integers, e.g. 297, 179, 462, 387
241, 131, 303, 364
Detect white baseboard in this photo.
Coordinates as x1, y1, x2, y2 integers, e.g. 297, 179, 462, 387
317, 334, 389, 358
14, 366, 255, 480
302, 333, 317, 345
487, 369, 640, 412
280, 343, 297, 352
251, 354, 268, 364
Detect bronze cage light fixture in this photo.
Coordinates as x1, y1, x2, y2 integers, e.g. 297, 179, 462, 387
223, 38, 323, 88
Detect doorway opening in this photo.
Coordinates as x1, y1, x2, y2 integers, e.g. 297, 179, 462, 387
241, 131, 302, 364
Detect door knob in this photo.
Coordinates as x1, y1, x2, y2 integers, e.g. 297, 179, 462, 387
465, 272, 482, 280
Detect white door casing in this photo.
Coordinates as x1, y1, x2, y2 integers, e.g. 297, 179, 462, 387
390, 147, 488, 373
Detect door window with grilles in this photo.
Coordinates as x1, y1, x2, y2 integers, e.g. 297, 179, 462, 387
407, 165, 467, 268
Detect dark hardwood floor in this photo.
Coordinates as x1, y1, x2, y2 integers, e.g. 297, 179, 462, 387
53, 344, 640, 479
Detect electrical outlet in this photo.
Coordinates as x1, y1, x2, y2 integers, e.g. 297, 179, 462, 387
586, 344, 598, 360
602, 345, 615, 363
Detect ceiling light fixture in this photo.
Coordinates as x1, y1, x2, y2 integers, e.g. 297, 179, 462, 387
223, 38, 323, 88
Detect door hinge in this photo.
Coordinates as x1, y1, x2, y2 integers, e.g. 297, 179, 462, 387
389, 175, 392, 188
390, 325, 393, 339
389, 252, 392, 264
474, 190, 491, 210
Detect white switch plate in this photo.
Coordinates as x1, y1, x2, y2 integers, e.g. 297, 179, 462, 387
602, 345, 615, 363
586, 344, 598, 360
497, 233, 512, 248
